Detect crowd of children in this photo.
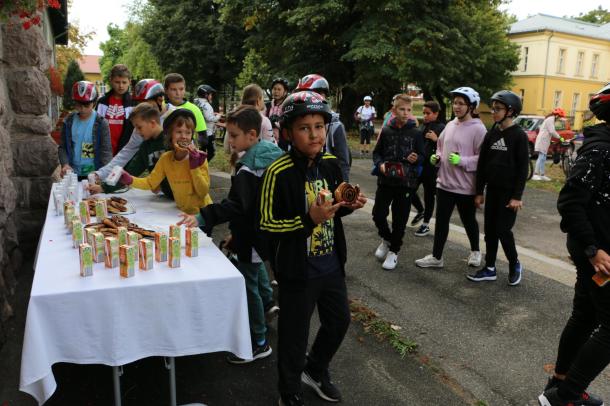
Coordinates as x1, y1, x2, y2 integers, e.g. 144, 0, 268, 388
57, 62, 610, 405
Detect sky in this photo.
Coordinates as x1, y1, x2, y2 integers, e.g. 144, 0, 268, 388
71, 0, 607, 56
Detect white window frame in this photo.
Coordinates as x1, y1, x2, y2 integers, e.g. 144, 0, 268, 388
571, 93, 580, 116
553, 90, 562, 108
591, 54, 599, 78
575, 51, 584, 76
557, 48, 566, 74
522, 46, 529, 72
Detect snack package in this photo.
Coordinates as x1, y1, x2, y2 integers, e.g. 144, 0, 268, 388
79, 201, 91, 224
95, 200, 107, 221
104, 237, 119, 268
168, 237, 180, 268
63, 203, 75, 227
91, 232, 105, 263
81, 179, 89, 199
169, 224, 181, 243
72, 219, 84, 248
119, 244, 136, 278
79, 243, 93, 277
593, 273, 610, 287
117, 226, 128, 246
185, 227, 199, 257
317, 189, 333, 205
105, 165, 123, 186
127, 231, 140, 256
155, 232, 168, 262
54, 191, 64, 216
139, 239, 153, 270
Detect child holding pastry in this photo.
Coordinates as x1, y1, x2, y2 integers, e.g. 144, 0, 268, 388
119, 108, 212, 214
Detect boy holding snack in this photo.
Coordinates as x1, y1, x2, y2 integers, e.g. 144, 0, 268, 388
259, 91, 366, 406
178, 105, 283, 364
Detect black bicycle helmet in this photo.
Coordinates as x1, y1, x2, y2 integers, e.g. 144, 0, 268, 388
280, 91, 332, 130
196, 84, 216, 98
162, 108, 197, 133
589, 83, 610, 122
490, 90, 522, 117
271, 77, 289, 91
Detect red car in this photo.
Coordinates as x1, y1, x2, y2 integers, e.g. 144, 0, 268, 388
513, 115, 575, 157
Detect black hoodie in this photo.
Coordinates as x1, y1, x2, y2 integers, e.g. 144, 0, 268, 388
557, 123, 610, 261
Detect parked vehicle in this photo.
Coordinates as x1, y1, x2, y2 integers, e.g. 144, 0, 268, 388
513, 115, 575, 158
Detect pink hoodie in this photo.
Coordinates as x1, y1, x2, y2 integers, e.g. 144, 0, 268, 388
436, 117, 487, 195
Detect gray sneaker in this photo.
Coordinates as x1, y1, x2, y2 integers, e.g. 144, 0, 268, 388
415, 254, 444, 268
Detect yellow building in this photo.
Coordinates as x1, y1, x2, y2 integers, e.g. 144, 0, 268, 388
509, 14, 610, 130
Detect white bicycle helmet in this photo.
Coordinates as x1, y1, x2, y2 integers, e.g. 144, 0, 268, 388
363, 95, 372, 102
450, 87, 480, 108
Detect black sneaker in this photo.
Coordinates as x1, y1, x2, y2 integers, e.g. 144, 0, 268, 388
540, 378, 604, 405
414, 224, 430, 237
508, 261, 523, 286
538, 386, 604, 405
410, 211, 425, 226
279, 392, 305, 406
227, 342, 272, 364
466, 267, 497, 282
301, 367, 341, 402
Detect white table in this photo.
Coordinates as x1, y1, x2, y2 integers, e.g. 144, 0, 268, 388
19, 188, 253, 405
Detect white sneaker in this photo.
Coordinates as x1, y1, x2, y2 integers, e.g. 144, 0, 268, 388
415, 254, 444, 268
540, 175, 552, 181
382, 251, 398, 270
467, 251, 482, 267
531, 174, 542, 181
375, 240, 390, 261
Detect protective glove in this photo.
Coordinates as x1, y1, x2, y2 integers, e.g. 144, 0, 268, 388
189, 149, 208, 169
448, 152, 461, 166
559, 137, 565, 143
119, 170, 133, 185
430, 154, 440, 165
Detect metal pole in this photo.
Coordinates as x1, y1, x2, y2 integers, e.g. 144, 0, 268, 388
164, 357, 206, 406
112, 365, 123, 406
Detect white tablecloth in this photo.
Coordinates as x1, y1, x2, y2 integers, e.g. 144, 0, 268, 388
19, 188, 252, 405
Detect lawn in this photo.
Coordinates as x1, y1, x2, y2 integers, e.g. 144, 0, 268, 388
526, 161, 566, 193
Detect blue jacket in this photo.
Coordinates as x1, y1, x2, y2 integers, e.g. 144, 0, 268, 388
58, 112, 112, 171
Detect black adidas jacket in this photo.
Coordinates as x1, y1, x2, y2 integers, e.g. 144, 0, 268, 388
258, 149, 353, 284
475, 124, 529, 199
557, 124, 610, 261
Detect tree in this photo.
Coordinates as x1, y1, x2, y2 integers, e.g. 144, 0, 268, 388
99, 22, 163, 82
62, 59, 85, 110
56, 23, 94, 78
573, 6, 610, 24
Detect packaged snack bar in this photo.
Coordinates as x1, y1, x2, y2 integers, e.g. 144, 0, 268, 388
64, 202, 75, 227
185, 227, 199, 257
106, 165, 123, 186
168, 237, 181, 268
95, 200, 107, 221
139, 239, 153, 270
72, 219, 84, 248
593, 273, 610, 287
79, 201, 91, 224
317, 189, 333, 206
155, 232, 168, 262
117, 226, 128, 246
127, 231, 139, 255
79, 243, 93, 277
104, 237, 119, 268
169, 224, 181, 243
91, 232, 105, 263
119, 244, 135, 278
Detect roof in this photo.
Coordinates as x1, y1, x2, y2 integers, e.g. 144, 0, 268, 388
78, 55, 102, 74
510, 14, 610, 41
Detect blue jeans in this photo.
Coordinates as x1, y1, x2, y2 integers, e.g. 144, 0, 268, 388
236, 261, 274, 343
535, 152, 547, 175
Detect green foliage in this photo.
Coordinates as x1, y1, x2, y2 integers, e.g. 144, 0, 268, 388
62, 59, 85, 110
99, 22, 163, 83
235, 49, 271, 89
573, 6, 610, 24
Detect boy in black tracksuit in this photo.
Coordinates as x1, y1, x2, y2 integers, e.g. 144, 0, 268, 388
410, 101, 446, 235
468, 91, 529, 285
179, 105, 283, 363
537, 84, 610, 406
372, 94, 424, 270
259, 91, 366, 406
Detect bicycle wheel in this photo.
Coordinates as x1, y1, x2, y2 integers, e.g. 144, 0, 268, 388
527, 158, 534, 180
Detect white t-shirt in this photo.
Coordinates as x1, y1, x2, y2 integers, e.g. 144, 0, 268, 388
357, 105, 376, 122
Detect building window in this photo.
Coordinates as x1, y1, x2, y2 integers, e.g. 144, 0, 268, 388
591, 54, 599, 78
519, 89, 525, 99
553, 91, 562, 108
522, 47, 529, 72
557, 48, 566, 74
575, 51, 584, 76
571, 93, 580, 116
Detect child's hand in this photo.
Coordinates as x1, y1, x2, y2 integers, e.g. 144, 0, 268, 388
61, 164, 72, 177
343, 192, 367, 211
119, 170, 133, 185
474, 195, 485, 209
189, 149, 208, 169
425, 130, 438, 142
309, 199, 343, 225
590, 249, 610, 276
379, 163, 386, 175
177, 213, 199, 228
430, 154, 440, 165
506, 199, 523, 212
448, 152, 461, 166
407, 152, 418, 164
87, 183, 103, 195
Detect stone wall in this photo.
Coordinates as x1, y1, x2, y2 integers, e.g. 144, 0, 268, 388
0, 20, 58, 347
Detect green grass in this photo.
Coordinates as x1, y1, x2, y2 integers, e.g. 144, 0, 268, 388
208, 144, 231, 173
526, 162, 566, 193
350, 299, 418, 358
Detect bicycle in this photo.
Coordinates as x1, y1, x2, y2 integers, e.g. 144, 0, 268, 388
558, 140, 576, 178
